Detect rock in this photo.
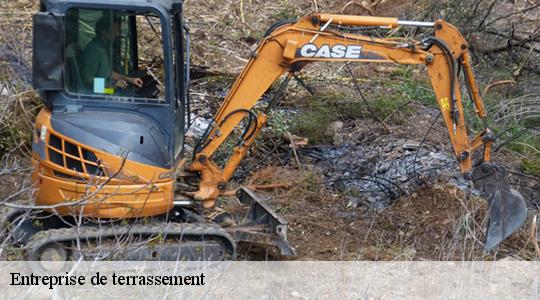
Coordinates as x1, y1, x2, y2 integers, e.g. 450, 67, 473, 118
186, 115, 210, 137
347, 196, 364, 208
324, 121, 345, 146
377, 164, 389, 174
331, 120, 344, 131
403, 143, 419, 151
0, 84, 9, 96
333, 133, 344, 146
325, 121, 344, 135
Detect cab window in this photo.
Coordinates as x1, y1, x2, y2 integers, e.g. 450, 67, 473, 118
64, 8, 166, 101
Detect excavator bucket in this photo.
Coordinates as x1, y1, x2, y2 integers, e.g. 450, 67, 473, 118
471, 163, 528, 250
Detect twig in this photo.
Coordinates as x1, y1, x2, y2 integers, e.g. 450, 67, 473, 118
530, 215, 540, 260
287, 131, 302, 167
482, 80, 516, 97
477, 0, 499, 29
239, 0, 245, 25
507, 170, 540, 182
383, 100, 411, 123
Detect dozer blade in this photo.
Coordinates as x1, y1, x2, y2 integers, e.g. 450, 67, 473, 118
471, 163, 528, 250
226, 188, 296, 256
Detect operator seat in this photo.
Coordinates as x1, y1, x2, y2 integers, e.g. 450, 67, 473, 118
65, 42, 83, 93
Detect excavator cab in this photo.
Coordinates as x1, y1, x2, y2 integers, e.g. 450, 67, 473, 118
30, 0, 192, 218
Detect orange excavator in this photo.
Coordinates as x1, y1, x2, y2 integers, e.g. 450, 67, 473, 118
1, 0, 527, 260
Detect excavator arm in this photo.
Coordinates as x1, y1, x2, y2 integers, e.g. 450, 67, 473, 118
187, 14, 527, 249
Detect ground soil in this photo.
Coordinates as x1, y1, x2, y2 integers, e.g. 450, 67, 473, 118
235, 107, 539, 261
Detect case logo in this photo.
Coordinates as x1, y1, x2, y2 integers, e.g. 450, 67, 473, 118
298, 44, 363, 59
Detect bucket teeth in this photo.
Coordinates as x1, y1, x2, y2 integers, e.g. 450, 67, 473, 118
472, 163, 528, 250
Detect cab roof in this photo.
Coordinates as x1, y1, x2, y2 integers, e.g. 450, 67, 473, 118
42, 0, 182, 13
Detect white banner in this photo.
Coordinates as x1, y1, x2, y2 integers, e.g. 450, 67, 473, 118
1, 261, 539, 299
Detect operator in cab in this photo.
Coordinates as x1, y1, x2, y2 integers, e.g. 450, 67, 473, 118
81, 16, 143, 95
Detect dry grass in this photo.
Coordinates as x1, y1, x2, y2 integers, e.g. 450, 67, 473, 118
0, 0, 40, 159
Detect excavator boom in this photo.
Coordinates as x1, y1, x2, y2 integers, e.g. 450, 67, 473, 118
188, 14, 527, 249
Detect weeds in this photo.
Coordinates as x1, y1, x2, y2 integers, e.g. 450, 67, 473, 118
289, 91, 363, 144
272, 2, 300, 21
388, 67, 436, 106
396, 80, 435, 106
266, 109, 295, 138
291, 105, 334, 144
369, 93, 412, 123
289, 86, 414, 143
522, 158, 540, 176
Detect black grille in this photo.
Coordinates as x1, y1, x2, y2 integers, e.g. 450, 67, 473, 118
46, 133, 107, 178
49, 134, 62, 150
48, 148, 63, 166
66, 157, 84, 173
82, 149, 98, 163
64, 141, 79, 157
85, 164, 105, 176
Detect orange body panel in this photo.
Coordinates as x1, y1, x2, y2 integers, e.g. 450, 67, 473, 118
34, 169, 174, 218
32, 109, 175, 218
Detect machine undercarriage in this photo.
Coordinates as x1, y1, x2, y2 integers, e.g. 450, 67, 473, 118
1, 188, 294, 261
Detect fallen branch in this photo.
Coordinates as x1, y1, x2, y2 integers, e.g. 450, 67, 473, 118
287, 131, 302, 167
239, 0, 245, 25
482, 80, 516, 97
530, 215, 540, 260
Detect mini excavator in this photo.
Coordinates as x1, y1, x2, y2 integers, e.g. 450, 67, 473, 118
1, 0, 528, 260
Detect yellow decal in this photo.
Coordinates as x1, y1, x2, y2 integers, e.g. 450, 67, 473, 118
440, 97, 450, 111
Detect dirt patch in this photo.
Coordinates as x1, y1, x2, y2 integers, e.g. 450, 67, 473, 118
246, 166, 537, 261
236, 100, 539, 261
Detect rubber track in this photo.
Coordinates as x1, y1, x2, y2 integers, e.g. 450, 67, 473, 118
0, 207, 26, 241
25, 222, 236, 261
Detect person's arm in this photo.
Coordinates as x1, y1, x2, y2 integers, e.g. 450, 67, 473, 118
112, 71, 143, 88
